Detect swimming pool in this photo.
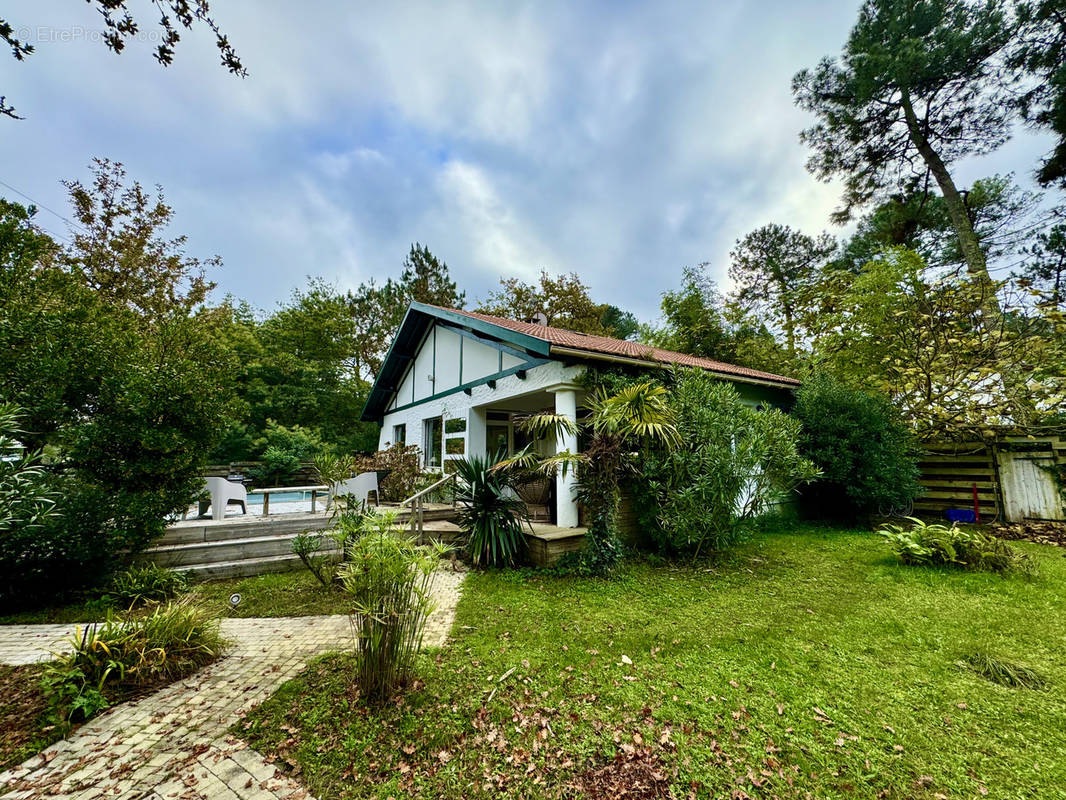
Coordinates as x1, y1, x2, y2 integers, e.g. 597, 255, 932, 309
244, 490, 317, 505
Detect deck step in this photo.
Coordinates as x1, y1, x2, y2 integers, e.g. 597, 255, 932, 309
159, 516, 333, 545
173, 553, 336, 581
145, 532, 341, 568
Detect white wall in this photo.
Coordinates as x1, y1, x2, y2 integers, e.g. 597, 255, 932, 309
378, 360, 585, 465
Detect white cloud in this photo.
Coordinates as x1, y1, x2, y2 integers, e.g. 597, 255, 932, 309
0, 0, 1052, 325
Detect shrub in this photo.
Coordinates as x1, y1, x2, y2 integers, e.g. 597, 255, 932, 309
354, 443, 422, 503
455, 453, 528, 567
339, 510, 446, 701
42, 600, 226, 724
249, 421, 323, 486
105, 564, 189, 608
642, 371, 819, 557
879, 517, 1035, 575
792, 372, 921, 518
291, 530, 342, 587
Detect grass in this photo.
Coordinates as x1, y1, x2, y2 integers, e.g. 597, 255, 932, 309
236, 525, 1066, 800
0, 570, 352, 624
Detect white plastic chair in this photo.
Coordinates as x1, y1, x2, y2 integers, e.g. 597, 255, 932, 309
329, 471, 379, 511
199, 477, 248, 521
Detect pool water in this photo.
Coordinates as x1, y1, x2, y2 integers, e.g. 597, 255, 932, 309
244, 491, 317, 504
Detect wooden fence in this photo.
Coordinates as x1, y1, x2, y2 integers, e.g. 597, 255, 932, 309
916, 438, 1066, 523
914, 441, 1001, 520
203, 461, 319, 487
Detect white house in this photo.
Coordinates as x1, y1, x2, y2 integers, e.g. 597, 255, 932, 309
360, 302, 800, 528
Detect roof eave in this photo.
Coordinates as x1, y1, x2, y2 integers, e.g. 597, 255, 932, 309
547, 345, 800, 390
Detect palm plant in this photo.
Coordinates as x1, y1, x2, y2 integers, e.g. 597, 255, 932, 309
455, 452, 528, 567
502, 381, 680, 574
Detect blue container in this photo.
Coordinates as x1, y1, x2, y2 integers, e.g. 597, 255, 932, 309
945, 508, 976, 523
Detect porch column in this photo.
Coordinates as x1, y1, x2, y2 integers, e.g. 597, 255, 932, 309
466, 405, 488, 461
551, 386, 580, 528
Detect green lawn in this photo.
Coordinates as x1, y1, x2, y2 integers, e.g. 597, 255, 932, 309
237, 526, 1066, 800
0, 570, 351, 625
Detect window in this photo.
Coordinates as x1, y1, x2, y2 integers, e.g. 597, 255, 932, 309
392, 424, 406, 445
486, 423, 510, 457
423, 417, 442, 468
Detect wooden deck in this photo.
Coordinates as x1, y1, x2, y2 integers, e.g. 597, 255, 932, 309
524, 524, 588, 567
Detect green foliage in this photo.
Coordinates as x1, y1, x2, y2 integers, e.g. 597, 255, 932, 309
455, 454, 528, 568
961, 651, 1048, 691
643, 370, 819, 557
808, 248, 1062, 439
42, 600, 225, 725
104, 564, 189, 608
1012, 0, 1066, 186
354, 444, 423, 503
0, 172, 237, 608
291, 531, 340, 588
477, 270, 614, 335
248, 421, 323, 486
793, 372, 921, 517
793, 0, 1014, 227
339, 510, 446, 701
210, 282, 380, 463
879, 518, 1035, 576
0, 403, 57, 536
645, 263, 789, 373
729, 223, 836, 357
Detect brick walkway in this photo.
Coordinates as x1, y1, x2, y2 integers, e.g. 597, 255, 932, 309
0, 569, 465, 800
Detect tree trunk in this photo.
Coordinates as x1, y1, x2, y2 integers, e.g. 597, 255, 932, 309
899, 90, 1037, 428
899, 92, 999, 306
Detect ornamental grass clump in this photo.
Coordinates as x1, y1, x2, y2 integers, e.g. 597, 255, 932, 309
104, 563, 189, 608
339, 510, 447, 701
879, 517, 1035, 576
41, 599, 226, 726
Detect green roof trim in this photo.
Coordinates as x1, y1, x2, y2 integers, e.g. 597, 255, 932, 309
360, 302, 552, 422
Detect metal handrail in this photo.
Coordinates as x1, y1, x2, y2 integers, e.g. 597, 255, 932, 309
399, 472, 456, 507
399, 472, 457, 539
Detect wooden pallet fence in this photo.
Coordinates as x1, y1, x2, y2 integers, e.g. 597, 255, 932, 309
203, 461, 320, 487
914, 442, 1001, 520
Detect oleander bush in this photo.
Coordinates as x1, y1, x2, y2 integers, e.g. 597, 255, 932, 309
793, 373, 922, 519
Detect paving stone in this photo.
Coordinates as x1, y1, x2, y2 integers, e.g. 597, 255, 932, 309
0, 568, 465, 799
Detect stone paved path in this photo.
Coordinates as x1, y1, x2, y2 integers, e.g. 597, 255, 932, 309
0, 569, 465, 800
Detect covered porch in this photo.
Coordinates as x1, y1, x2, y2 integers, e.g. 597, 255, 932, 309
454, 381, 585, 529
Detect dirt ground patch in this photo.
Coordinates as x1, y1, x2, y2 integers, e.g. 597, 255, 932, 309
0, 664, 57, 771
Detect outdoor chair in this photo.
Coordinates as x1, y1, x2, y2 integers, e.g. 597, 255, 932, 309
329, 471, 379, 511
199, 477, 248, 521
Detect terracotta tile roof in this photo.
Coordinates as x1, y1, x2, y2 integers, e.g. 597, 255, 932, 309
428, 305, 800, 387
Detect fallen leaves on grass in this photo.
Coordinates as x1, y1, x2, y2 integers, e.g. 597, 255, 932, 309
0, 663, 56, 771
993, 521, 1066, 548
568, 747, 674, 799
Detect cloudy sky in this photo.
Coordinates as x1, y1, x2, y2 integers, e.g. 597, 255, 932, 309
1, 0, 1054, 322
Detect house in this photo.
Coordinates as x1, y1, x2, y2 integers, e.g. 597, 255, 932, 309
360, 302, 800, 528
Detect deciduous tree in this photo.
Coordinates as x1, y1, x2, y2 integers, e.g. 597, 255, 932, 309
2, 0, 244, 119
